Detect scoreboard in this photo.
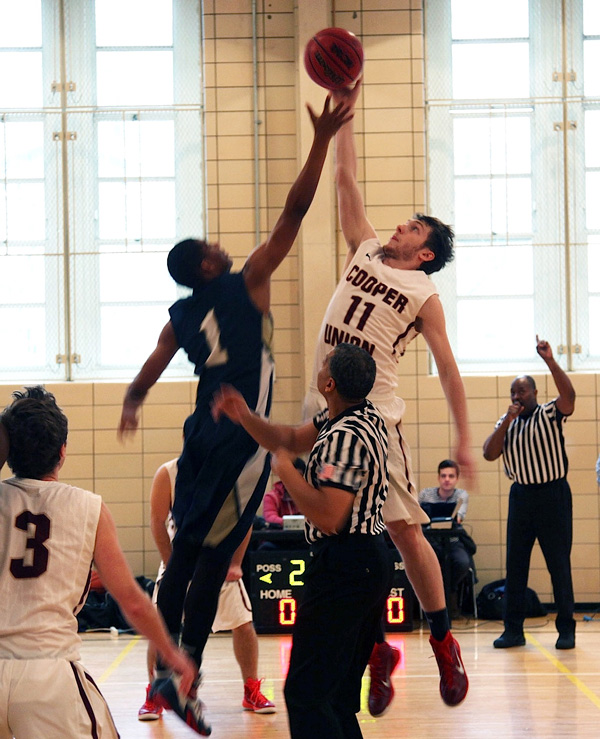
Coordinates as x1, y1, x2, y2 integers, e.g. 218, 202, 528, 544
248, 547, 414, 634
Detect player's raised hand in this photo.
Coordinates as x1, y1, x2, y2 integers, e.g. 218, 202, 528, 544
332, 75, 362, 108
306, 94, 353, 139
117, 400, 140, 441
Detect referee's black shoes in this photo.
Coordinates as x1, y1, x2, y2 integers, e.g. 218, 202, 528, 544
556, 627, 575, 650
493, 630, 526, 648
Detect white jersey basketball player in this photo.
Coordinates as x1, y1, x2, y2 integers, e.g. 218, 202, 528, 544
305, 78, 472, 710
0, 387, 195, 738
138, 458, 275, 720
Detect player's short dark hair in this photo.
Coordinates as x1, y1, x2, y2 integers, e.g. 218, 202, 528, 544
167, 238, 207, 288
414, 213, 455, 275
329, 343, 376, 403
1, 386, 68, 479
438, 458, 460, 477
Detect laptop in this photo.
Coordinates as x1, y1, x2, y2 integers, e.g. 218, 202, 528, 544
421, 499, 462, 529
283, 514, 305, 531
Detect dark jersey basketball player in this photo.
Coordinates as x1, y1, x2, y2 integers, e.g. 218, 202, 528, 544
118, 96, 352, 735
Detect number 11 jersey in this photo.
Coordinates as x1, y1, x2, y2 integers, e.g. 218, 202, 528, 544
310, 238, 437, 402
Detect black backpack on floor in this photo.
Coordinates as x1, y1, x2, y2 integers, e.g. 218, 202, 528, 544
77, 576, 154, 632
476, 578, 547, 620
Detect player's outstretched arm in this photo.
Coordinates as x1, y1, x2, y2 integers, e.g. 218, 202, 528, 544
93, 502, 196, 694
332, 78, 376, 263
419, 295, 476, 485
243, 95, 352, 313
118, 321, 179, 440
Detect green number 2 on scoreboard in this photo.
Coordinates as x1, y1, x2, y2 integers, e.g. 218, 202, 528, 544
289, 559, 305, 586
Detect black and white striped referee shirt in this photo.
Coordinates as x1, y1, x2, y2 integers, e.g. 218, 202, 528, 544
305, 399, 388, 543
499, 399, 569, 485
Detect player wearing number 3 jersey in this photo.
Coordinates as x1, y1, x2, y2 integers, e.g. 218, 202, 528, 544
117, 96, 353, 734
0, 387, 196, 738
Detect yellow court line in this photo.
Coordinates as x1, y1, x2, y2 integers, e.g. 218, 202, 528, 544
97, 634, 143, 684
525, 632, 600, 710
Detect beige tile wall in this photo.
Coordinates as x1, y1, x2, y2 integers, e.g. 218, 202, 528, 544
1, 1, 598, 605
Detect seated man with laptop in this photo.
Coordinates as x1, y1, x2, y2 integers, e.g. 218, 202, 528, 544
418, 460, 476, 617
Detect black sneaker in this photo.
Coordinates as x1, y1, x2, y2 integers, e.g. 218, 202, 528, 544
151, 674, 211, 736
556, 632, 575, 649
493, 631, 526, 648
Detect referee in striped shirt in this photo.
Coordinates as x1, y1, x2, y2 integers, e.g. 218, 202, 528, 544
212, 343, 392, 739
483, 336, 576, 650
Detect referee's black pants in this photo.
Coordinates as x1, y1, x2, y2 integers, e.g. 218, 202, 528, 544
504, 478, 575, 635
284, 533, 392, 739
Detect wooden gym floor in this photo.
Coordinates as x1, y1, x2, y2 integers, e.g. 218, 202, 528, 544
83, 614, 600, 738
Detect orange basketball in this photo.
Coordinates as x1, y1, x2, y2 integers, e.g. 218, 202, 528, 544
304, 27, 364, 91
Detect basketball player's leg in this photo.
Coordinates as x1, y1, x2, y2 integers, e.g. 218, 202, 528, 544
307, 394, 448, 611
156, 541, 197, 655
378, 401, 446, 613
159, 434, 268, 669
179, 471, 268, 670
376, 403, 468, 707
180, 546, 232, 667
138, 573, 165, 720
225, 583, 276, 712
212, 580, 256, 682
145, 569, 164, 680
311, 392, 445, 606
385, 519, 446, 613
232, 622, 259, 682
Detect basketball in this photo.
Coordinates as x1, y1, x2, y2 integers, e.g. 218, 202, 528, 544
304, 27, 364, 91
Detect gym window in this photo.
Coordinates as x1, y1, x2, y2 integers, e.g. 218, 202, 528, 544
425, 0, 600, 372
0, 0, 202, 380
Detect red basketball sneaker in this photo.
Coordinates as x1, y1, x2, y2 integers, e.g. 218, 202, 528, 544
368, 641, 401, 717
242, 678, 276, 713
429, 631, 469, 706
138, 683, 163, 721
